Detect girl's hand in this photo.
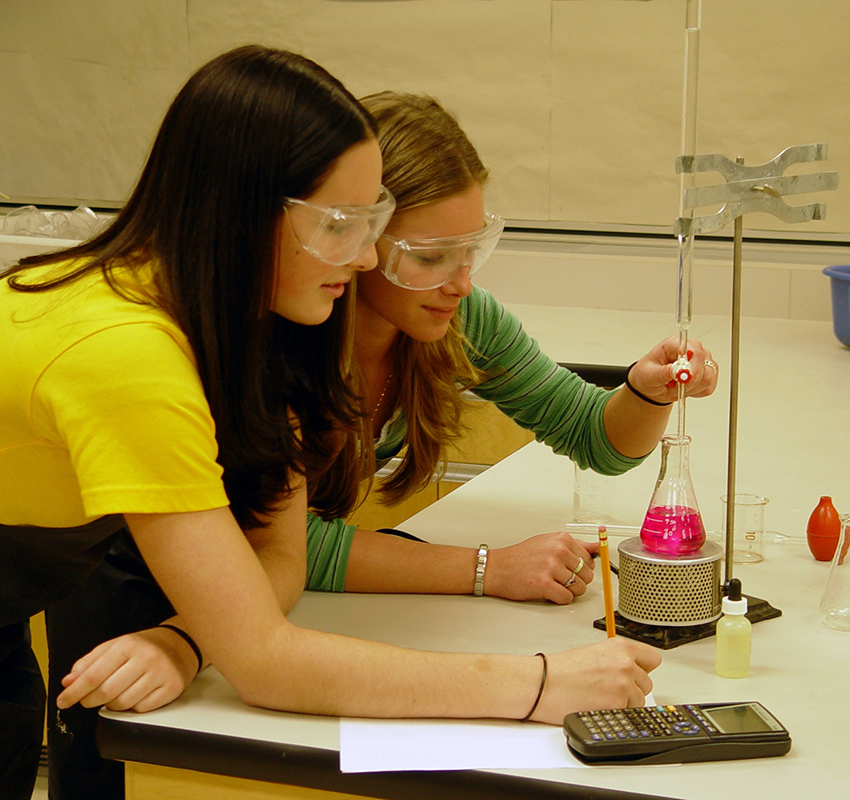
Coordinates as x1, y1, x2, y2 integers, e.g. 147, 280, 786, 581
627, 336, 718, 405
56, 626, 199, 712
532, 638, 662, 723
485, 532, 597, 604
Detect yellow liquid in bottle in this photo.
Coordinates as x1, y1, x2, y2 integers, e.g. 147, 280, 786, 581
715, 614, 751, 678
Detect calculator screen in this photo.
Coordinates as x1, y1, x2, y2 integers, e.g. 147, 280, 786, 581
702, 703, 779, 734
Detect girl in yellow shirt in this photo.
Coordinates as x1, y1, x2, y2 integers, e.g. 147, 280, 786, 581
1, 44, 662, 800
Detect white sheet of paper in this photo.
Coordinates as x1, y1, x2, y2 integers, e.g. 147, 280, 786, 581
339, 718, 583, 773
339, 692, 657, 773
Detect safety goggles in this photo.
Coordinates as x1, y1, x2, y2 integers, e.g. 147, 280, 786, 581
378, 212, 505, 291
284, 186, 396, 266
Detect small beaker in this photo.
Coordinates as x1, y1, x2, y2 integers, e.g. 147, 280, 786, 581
721, 494, 768, 564
819, 514, 850, 632
572, 463, 612, 525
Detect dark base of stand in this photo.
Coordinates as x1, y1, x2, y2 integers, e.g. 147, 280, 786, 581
592, 595, 782, 650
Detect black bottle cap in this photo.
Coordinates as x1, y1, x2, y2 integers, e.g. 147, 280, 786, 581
728, 577, 743, 601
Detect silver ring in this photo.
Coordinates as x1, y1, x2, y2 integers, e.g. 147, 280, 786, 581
572, 556, 584, 575
564, 574, 577, 588
705, 359, 718, 373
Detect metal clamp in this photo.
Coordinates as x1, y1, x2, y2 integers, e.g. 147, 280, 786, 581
675, 143, 839, 236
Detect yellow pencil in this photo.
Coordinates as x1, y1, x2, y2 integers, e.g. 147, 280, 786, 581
599, 525, 616, 638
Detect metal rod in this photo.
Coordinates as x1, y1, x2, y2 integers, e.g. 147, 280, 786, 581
724, 156, 745, 585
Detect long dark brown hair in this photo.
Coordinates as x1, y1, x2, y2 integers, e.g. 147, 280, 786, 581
6, 45, 376, 527
359, 92, 489, 504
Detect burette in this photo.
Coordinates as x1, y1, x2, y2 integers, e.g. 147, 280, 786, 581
673, 0, 702, 440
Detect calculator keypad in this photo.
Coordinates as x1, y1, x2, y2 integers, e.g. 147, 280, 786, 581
576, 705, 708, 741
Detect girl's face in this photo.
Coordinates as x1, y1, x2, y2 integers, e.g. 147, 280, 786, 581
356, 183, 484, 343
272, 137, 383, 325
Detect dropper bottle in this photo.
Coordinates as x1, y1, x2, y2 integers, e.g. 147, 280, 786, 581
715, 578, 751, 678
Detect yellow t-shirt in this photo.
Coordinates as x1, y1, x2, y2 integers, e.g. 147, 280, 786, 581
0, 261, 229, 527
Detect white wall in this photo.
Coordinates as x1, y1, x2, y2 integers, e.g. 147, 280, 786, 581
477, 234, 845, 321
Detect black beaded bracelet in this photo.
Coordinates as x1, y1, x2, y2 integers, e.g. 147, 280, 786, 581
159, 624, 203, 675
624, 361, 672, 407
521, 652, 548, 722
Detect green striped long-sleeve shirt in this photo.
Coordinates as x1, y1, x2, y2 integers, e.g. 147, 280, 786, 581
305, 285, 647, 592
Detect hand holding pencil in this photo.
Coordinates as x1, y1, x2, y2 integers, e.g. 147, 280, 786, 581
519, 532, 662, 717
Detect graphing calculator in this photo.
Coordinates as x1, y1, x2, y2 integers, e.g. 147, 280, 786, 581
563, 701, 791, 765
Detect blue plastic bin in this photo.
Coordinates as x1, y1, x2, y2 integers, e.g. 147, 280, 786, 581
823, 265, 850, 348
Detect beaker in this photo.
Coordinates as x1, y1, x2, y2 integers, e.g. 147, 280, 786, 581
819, 514, 850, 632
639, 434, 706, 555
722, 494, 768, 564
572, 464, 613, 525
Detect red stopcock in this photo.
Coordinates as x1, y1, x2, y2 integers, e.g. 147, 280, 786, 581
672, 354, 693, 383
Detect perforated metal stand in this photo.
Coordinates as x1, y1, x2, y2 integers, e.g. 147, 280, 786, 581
591, 539, 782, 649
616, 539, 723, 627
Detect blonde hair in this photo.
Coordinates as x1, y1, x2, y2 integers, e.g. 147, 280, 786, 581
359, 92, 490, 505
362, 92, 489, 210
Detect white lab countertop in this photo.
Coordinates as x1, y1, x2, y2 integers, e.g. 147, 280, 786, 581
100, 306, 850, 800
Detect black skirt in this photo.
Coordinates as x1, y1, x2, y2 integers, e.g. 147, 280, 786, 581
0, 514, 127, 628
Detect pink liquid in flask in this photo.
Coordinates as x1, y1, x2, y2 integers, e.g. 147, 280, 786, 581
640, 505, 706, 554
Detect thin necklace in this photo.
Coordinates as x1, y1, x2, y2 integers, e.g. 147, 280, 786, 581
373, 371, 393, 416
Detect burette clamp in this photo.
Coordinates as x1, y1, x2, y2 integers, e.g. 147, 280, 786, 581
674, 144, 839, 237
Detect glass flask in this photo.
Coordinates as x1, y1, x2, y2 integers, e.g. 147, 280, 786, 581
819, 514, 850, 632
640, 434, 706, 554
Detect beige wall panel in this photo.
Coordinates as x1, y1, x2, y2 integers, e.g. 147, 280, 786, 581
551, 0, 850, 233
1, 1, 847, 233
0, 1, 189, 204
689, 0, 849, 236
551, 2, 683, 228
185, 0, 553, 221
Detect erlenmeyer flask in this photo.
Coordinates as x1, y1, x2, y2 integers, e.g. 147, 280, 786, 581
640, 434, 706, 554
819, 514, 850, 632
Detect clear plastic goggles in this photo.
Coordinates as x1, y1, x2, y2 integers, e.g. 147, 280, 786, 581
284, 186, 396, 266
378, 212, 505, 291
